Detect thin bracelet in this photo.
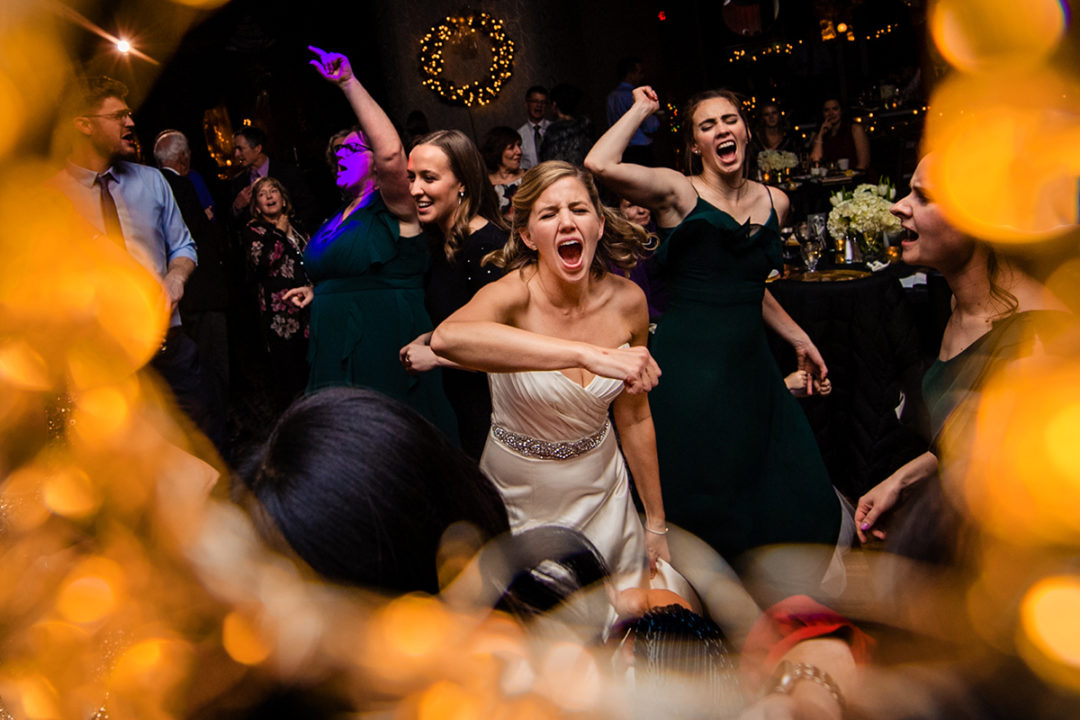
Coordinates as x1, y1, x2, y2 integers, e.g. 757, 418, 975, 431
645, 525, 669, 536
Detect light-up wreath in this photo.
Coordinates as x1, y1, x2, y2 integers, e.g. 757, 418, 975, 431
418, 11, 515, 107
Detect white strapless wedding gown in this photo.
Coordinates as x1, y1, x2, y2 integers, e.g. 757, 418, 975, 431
480, 367, 652, 592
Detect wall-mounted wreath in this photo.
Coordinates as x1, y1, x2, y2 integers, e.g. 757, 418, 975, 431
418, 11, 515, 107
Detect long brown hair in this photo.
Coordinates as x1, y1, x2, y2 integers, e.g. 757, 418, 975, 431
486, 161, 655, 278
683, 88, 751, 177
412, 130, 506, 262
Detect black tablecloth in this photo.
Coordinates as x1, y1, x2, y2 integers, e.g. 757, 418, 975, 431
768, 271, 929, 502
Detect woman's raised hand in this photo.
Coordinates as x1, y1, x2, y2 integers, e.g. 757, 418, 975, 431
308, 46, 353, 86
632, 85, 661, 115
585, 344, 661, 394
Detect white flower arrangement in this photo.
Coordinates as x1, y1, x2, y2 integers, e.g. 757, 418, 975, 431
757, 150, 799, 172
826, 180, 901, 241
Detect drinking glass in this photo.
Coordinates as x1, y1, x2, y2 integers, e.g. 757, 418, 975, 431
800, 237, 823, 272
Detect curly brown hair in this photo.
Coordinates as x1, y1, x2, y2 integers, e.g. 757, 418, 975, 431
485, 161, 656, 278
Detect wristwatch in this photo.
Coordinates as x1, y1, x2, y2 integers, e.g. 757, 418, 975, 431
765, 660, 845, 711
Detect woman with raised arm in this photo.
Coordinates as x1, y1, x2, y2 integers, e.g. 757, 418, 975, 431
585, 87, 843, 583
284, 48, 456, 438
430, 161, 680, 593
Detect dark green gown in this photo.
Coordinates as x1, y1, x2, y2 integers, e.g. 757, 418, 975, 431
649, 197, 840, 562
303, 195, 457, 439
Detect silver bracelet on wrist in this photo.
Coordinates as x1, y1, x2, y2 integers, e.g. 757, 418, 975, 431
644, 525, 669, 536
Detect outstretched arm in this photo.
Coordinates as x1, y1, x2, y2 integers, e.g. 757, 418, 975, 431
309, 46, 415, 220
430, 277, 661, 394
585, 85, 695, 228
855, 451, 938, 542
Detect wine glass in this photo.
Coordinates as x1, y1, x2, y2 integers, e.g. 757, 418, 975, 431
800, 236, 823, 273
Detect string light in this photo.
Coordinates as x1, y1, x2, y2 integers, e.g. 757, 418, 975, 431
417, 12, 515, 107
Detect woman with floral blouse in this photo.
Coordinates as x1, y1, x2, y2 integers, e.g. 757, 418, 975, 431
243, 176, 312, 410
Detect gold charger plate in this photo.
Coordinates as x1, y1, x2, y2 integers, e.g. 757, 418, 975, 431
791, 268, 871, 282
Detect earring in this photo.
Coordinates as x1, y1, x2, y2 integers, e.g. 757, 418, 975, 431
458, 189, 465, 206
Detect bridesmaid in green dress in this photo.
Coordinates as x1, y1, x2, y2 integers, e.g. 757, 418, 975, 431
586, 87, 843, 583
854, 154, 1073, 546
284, 48, 456, 439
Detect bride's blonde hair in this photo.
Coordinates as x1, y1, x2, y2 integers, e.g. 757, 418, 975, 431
485, 161, 656, 277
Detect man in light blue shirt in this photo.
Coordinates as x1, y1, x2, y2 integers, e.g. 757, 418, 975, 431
606, 57, 661, 166
52, 75, 221, 448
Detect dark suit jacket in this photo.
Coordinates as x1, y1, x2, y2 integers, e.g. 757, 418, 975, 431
162, 168, 229, 312
228, 159, 318, 235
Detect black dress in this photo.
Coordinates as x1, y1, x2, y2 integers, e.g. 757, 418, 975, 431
426, 221, 507, 458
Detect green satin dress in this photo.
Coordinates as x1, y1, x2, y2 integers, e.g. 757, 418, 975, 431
649, 197, 840, 563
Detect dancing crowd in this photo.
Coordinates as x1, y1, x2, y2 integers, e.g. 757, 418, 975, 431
44, 44, 1078, 718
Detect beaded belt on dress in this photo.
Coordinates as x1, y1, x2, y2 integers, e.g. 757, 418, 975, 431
491, 421, 609, 460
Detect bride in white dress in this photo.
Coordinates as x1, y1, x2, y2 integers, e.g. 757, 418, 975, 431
430, 161, 670, 592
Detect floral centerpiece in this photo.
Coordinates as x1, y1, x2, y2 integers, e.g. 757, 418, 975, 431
757, 149, 799, 173
826, 180, 901, 261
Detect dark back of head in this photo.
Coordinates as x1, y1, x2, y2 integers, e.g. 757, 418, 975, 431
628, 605, 742, 716
616, 56, 644, 83
242, 387, 509, 595
60, 74, 128, 120
491, 526, 610, 621
550, 84, 583, 117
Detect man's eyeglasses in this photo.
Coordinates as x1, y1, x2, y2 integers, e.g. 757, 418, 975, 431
81, 109, 134, 122
336, 141, 372, 156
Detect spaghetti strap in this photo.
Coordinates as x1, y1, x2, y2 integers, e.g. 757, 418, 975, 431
764, 184, 775, 212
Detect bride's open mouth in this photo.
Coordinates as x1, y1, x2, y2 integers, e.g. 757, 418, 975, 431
557, 239, 583, 267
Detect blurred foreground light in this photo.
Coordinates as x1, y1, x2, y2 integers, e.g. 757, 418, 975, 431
56, 557, 125, 624
539, 641, 600, 712
222, 611, 271, 666
961, 361, 1080, 544
168, 0, 231, 7
1020, 575, 1080, 690
42, 465, 100, 519
923, 69, 1080, 242
0, 164, 169, 391
931, 0, 1066, 72
417, 680, 480, 720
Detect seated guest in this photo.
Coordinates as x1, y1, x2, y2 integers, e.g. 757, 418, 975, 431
481, 126, 524, 217
538, 83, 593, 166
855, 153, 1074, 549
748, 101, 799, 176
809, 96, 870, 171
241, 177, 312, 411
239, 387, 510, 594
